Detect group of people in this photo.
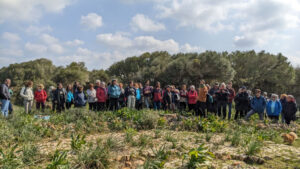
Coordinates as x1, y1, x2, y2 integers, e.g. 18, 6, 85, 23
0, 78, 298, 125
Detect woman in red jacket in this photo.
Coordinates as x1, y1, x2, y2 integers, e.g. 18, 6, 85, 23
96, 82, 107, 111
34, 84, 47, 112
188, 85, 198, 114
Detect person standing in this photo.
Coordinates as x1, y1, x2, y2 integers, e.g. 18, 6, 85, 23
283, 95, 297, 125
86, 83, 97, 111
66, 84, 74, 109
34, 84, 47, 112
53, 83, 67, 113
143, 80, 153, 109
197, 80, 208, 117
227, 82, 236, 120
266, 94, 282, 122
20, 81, 34, 114
152, 82, 163, 110
188, 85, 198, 114
135, 83, 143, 110
234, 86, 249, 120
108, 79, 121, 111
8, 88, 13, 114
0, 79, 11, 117
163, 86, 173, 111
208, 82, 219, 115
245, 89, 266, 121
49, 86, 56, 112
125, 81, 136, 109
74, 86, 87, 108
280, 94, 288, 123
215, 83, 229, 119
96, 82, 107, 111
118, 83, 126, 108
179, 84, 188, 112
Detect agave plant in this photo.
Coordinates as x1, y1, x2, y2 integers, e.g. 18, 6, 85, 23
183, 144, 215, 169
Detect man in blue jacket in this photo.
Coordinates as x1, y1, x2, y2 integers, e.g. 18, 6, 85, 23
0, 79, 11, 117
108, 79, 121, 111
266, 94, 282, 122
245, 89, 266, 121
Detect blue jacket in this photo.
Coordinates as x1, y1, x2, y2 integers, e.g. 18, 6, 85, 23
66, 91, 74, 103
251, 96, 266, 113
74, 91, 86, 107
266, 100, 282, 116
108, 85, 121, 98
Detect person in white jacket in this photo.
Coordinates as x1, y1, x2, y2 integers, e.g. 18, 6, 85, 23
20, 81, 34, 114
86, 83, 97, 111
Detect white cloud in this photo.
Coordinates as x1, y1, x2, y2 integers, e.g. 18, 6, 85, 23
25, 42, 47, 54
180, 43, 202, 53
40, 34, 59, 44
131, 14, 165, 32
65, 39, 85, 46
96, 33, 133, 48
134, 36, 179, 53
26, 25, 52, 35
0, 48, 23, 56
49, 44, 64, 54
80, 13, 103, 30
2, 32, 21, 42
0, 0, 72, 23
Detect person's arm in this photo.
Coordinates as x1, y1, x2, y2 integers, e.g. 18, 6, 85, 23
44, 90, 48, 101
20, 87, 27, 99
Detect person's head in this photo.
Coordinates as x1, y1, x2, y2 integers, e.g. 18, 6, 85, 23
156, 81, 160, 88
238, 88, 242, 94
263, 92, 268, 98
100, 82, 106, 88
287, 95, 295, 102
182, 84, 186, 90
95, 80, 101, 86
74, 81, 80, 86
175, 89, 179, 93
57, 83, 63, 89
247, 90, 252, 95
134, 83, 139, 89
78, 86, 83, 92
67, 84, 72, 91
145, 80, 150, 86
255, 89, 261, 97
206, 84, 211, 90
166, 85, 171, 92
50, 86, 55, 91
190, 85, 195, 91
271, 94, 278, 101
220, 83, 226, 90
214, 82, 219, 89
139, 83, 143, 89
119, 83, 123, 88
26, 80, 33, 87
38, 84, 44, 90
129, 81, 134, 87
200, 79, 205, 85
280, 94, 287, 100
227, 82, 232, 89
89, 83, 94, 90
241, 86, 247, 92
4, 79, 11, 86
112, 79, 117, 85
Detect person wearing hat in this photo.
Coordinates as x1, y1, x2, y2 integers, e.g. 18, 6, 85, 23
108, 79, 121, 111
245, 89, 266, 121
234, 86, 249, 120
208, 82, 219, 115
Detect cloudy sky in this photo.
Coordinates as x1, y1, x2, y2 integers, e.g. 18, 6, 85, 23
1, 0, 300, 70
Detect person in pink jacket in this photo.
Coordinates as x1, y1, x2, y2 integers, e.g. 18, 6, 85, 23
188, 85, 198, 114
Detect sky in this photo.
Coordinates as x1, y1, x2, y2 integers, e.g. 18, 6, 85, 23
1, 0, 300, 70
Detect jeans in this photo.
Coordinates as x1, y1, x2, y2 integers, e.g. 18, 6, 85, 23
144, 96, 151, 109
245, 109, 264, 121
218, 102, 227, 119
153, 101, 161, 110
1, 99, 10, 117
228, 102, 232, 120
127, 95, 136, 109
66, 102, 72, 109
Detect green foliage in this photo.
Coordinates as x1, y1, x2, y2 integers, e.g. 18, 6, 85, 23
141, 145, 170, 169
244, 140, 263, 156
0, 144, 22, 169
46, 150, 69, 169
70, 134, 86, 151
183, 144, 215, 169
21, 144, 41, 166
125, 128, 137, 144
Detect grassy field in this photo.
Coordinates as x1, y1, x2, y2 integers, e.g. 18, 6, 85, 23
0, 106, 300, 169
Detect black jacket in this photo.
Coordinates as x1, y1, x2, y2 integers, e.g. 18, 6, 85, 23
163, 91, 173, 104
234, 92, 249, 110
54, 88, 67, 103
284, 101, 297, 120
125, 87, 136, 98
215, 89, 229, 103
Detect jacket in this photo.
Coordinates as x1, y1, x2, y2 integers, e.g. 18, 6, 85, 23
34, 89, 47, 102
266, 100, 282, 116
198, 85, 208, 102
227, 88, 236, 103
143, 86, 153, 97
280, 98, 287, 114
96, 87, 107, 102
53, 88, 67, 103
86, 89, 97, 103
153, 88, 163, 102
215, 89, 229, 103
179, 90, 188, 103
20, 87, 34, 101
251, 96, 266, 113
74, 91, 87, 107
0, 84, 10, 100
66, 91, 74, 103
163, 91, 173, 104
125, 87, 136, 97
188, 90, 198, 104
234, 92, 249, 110
284, 101, 297, 120
108, 85, 121, 98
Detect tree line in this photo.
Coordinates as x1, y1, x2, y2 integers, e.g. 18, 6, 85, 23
0, 50, 299, 104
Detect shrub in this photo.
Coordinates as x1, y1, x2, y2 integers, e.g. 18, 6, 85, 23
0, 144, 23, 169
183, 144, 215, 169
141, 145, 170, 169
46, 150, 69, 169
21, 144, 41, 166
125, 128, 137, 145
70, 134, 86, 151
244, 140, 263, 156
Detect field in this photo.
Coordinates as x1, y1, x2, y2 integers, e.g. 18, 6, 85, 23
0, 107, 300, 169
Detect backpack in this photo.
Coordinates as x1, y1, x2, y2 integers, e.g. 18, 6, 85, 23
208, 95, 213, 103
0, 84, 4, 99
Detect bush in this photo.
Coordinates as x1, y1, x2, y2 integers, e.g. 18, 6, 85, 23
183, 144, 215, 169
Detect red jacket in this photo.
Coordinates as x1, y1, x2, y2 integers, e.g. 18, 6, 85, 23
34, 89, 47, 102
96, 87, 107, 102
153, 88, 162, 102
188, 90, 198, 104
228, 88, 236, 103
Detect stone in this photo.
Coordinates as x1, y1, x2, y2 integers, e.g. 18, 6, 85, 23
125, 161, 132, 167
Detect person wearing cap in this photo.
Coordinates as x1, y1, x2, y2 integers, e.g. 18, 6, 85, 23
197, 80, 208, 117
245, 89, 266, 121
108, 79, 121, 111
227, 82, 236, 120
208, 82, 219, 115
266, 94, 282, 122
234, 86, 249, 120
